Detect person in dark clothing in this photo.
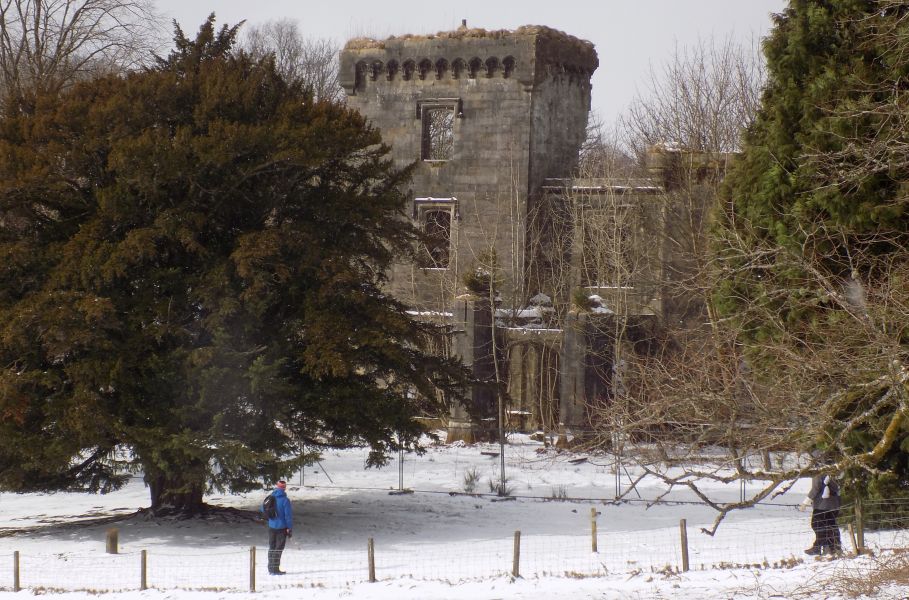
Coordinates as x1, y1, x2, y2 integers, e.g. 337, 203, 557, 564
801, 474, 842, 556
263, 480, 294, 574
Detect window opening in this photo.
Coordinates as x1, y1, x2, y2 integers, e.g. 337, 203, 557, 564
422, 106, 455, 161
581, 208, 633, 287
421, 209, 452, 268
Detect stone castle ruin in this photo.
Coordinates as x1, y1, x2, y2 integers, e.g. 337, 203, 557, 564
341, 24, 717, 441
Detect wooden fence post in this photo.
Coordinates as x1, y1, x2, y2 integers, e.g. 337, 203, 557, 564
140, 550, 147, 591
847, 523, 858, 556
105, 528, 119, 554
679, 519, 689, 572
367, 538, 376, 583
855, 497, 865, 555
249, 546, 256, 593
512, 530, 521, 578
590, 507, 598, 553
13, 551, 19, 592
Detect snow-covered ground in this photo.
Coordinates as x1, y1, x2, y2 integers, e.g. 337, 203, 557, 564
1, 435, 906, 599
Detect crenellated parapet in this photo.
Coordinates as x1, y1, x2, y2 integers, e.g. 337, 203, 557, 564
340, 25, 597, 94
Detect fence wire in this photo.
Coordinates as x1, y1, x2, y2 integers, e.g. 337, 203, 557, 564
3, 461, 909, 595
4, 500, 907, 593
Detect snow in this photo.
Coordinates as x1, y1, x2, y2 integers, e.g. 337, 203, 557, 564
527, 293, 552, 307
495, 307, 541, 320
0, 435, 906, 599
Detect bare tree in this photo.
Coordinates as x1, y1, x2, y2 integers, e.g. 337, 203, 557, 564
578, 110, 634, 177
0, 0, 163, 112
243, 19, 342, 103
621, 36, 764, 158
576, 25, 909, 534
563, 37, 776, 529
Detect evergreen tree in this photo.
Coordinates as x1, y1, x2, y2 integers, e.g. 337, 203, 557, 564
719, 0, 909, 498
0, 16, 466, 515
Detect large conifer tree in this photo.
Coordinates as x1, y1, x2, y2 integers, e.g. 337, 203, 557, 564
0, 17, 465, 515
720, 0, 909, 497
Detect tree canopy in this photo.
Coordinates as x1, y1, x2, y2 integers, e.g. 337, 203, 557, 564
719, 0, 909, 498
0, 16, 466, 515
0, 0, 162, 114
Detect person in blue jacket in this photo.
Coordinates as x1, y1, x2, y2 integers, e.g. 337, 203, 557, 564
263, 480, 293, 574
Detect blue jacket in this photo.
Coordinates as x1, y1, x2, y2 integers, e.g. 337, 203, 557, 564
264, 488, 293, 530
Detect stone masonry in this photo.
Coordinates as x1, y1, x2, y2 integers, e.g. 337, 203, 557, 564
341, 25, 598, 441
341, 25, 597, 312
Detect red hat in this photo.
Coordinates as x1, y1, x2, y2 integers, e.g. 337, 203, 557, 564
276, 480, 287, 490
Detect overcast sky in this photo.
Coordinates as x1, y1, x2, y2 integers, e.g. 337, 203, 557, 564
153, 0, 788, 125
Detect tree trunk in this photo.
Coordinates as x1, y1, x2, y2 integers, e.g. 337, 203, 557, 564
145, 471, 206, 517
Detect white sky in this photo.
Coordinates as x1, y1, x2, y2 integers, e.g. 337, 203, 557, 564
152, 0, 788, 125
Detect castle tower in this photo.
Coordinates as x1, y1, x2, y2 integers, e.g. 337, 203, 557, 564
341, 25, 598, 312
341, 25, 597, 440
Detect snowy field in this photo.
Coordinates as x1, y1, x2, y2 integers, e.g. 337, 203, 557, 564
1, 435, 907, 599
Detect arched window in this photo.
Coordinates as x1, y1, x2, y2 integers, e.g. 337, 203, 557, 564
485, 57, 500, 78
354, 61, 368, 90
369, 61, 384, 81
435, 58, 449, 80
402, 60, 416, 81
386, 60, 399, 81
451, 58, 466, 79
502, 56, 516, 79
467, 57, 482, 79
418, 59, 433, 80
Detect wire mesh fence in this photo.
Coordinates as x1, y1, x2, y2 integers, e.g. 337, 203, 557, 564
295, 437, 807, 506
3, 499, 907, 593
146, 549, 251, 590
856, 500, 909, 554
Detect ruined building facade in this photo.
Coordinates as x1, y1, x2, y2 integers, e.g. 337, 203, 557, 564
341, 26, 713, 440
341, 25, 596, 308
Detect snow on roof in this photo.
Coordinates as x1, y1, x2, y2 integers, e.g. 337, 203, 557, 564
496, 307, 540, 320
541, 177, 663, 194
503, 327, 563, 334
406, 310, 454, 318
528, 292, 552, 306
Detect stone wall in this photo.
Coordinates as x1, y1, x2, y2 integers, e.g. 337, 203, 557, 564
341, 26, 621, 439
341, 26, 597, 313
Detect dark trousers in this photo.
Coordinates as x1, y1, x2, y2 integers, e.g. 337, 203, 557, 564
268, 527, 288, 573
810, 508, 841, 551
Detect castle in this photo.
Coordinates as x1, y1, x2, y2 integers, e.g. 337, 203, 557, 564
340, 24, 711, 441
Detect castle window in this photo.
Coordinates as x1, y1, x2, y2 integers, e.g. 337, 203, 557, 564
435, 58, 449, 80
421, 104, 456, 161
418, 59, 433, 80
580, 207, 633, 287
414, 198, 458, 269
402, 60, 415, 81
467, 57, 482, 78
354, 61, 368, 91
502, 56, 516, 78
369, 61, 384, 81
485, 57, 500, 78
451, 58, 466, 78
386, 60, 399, 81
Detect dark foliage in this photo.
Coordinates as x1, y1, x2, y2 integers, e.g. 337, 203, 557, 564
0, 16, 467, 514
719, 0, 909, 500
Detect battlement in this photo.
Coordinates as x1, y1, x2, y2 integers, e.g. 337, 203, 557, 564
340, 25, 597, 93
